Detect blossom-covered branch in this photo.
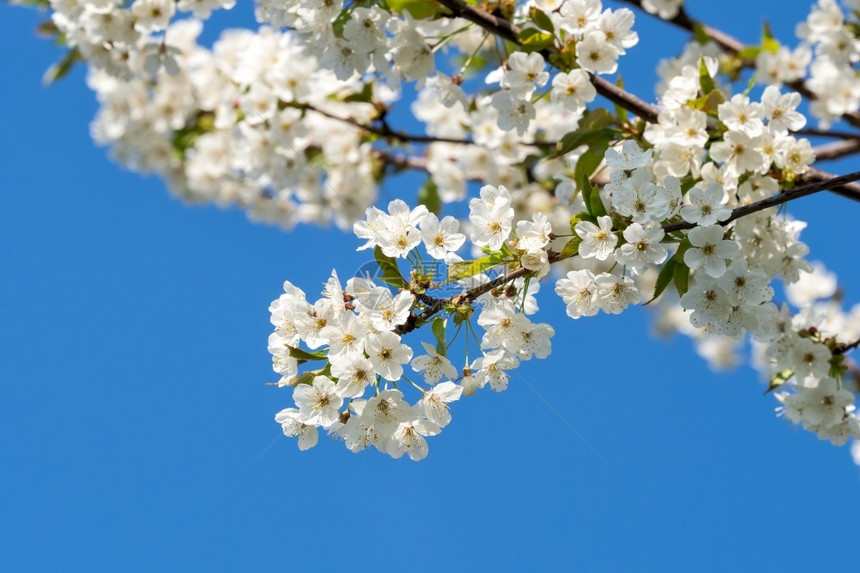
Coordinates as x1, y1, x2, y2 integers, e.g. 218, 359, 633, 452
619, 0, 860, 129
300, 101, 555, 148
663, 169, 860, 233
434, 0, 661, 122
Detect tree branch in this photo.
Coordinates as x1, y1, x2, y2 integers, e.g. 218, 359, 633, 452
834, 337, 860, 356
395, 170, 860, 335
434, 0, 660, 123
662, 170, 860, 233
434, 0, 860, 203
797, 128, 860, 140
810, 139, 860, 162
299, 101, 554, 148
802, 167, 860, 201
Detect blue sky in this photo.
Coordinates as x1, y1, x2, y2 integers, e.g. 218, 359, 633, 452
2, 2, 860, 571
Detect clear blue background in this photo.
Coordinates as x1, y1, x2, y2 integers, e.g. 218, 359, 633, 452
2, 2, 859, 571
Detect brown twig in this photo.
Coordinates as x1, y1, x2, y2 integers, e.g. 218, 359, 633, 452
834, 337, 860, 356
299, 101, 555, 148
810, 139, 860, 162
434, 0, 660, 123
662, 170, 860, 233
797, 128, 860, 140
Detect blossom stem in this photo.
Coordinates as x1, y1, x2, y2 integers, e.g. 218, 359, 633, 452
834, 337, 860, 356
299, 101, 554, 148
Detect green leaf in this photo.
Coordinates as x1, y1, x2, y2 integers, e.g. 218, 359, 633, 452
569, 212, 585, 234
518, 28, 554, 53
288, 347, 328, 362
764, 369, 793, 394
687, 89, 726, 115
692, 23, 711, 45
645, 258, 677, 305
171, 111, 216, 160
14, 0, 51, 7
432, 318, 447, 356
343, 81, 374, 103
374, 246, 407, 288
417, 179, 441, 215
558, 236, 583, 261
35, 20, 60, 38
387, 0, 439, 19
761, 22, 780, 54
743, 74, 757, 96
673, 259, 690, 296
332, 7, 352, 38
580, 108, 615, 131
446, 254, 505, 283
553, 126, 615, 159
290, 371, 317, 387
736, 46, 761, 61
698, 56, 715, 95
42, 47, 80, 85
674, 237, 692, 260
529, 6, 555, 33
614, 76, 628, 123
574, 147, 608, 217
646, 239, 691, 304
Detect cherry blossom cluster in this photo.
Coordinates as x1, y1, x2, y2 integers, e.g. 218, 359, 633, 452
482, 1, 638, 135
270, 191, 556, 459
768, 0, 860, 128
586, 140, 860, 445
650, 0, 860, 129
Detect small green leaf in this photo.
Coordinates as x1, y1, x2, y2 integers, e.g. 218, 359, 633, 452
446, 254, 505, 283
15, 0, 51, 7
569, 212, 585, 234
736, 46, 761, 61
35, 20, 60, 38
764, 369, 793, 394
417, 179, 441, 215
343, 81, 374, 103
645, 258, 677, 305
290, 371, 317, 387
288, 347, 328, 361
674, 237, 692, 260
761, 22, 780, 54
692, 23, 711, 45
673, 259, 690, 296
332, 7, 352, 38
529, 6, 555, 33
614, 76, 628, 123
553, 126, 615, 159
687, 89, 726, 114
42, 47, 80, 85
558, 236, 583, 261
580, 108, 615, 131
574, 147, 608, 217
387, 0, 439, 19
518, 28, 554, 52
432, 318, 447, 356
374, 246, 407, 288
698, 56, 715, 95
171, 111, 216, 159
